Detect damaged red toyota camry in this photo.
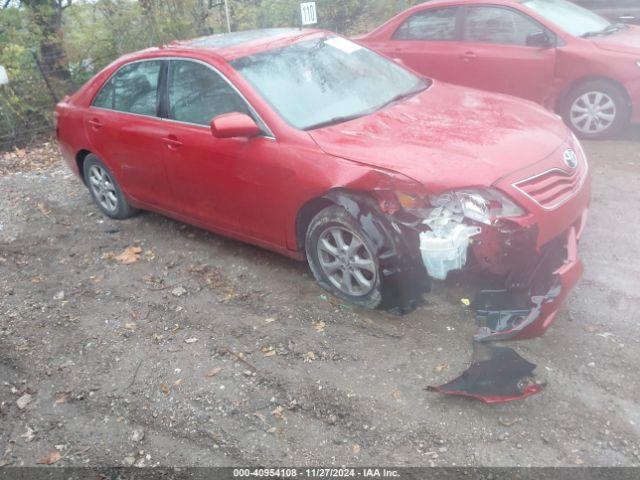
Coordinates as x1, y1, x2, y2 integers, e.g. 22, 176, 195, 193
56, 29, 590, 340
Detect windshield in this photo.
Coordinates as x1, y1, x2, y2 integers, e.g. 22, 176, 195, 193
231, 36, 428, 130
522, 0, 611, 37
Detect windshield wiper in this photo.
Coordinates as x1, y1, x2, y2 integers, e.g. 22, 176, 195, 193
303, 112, 372, 130
581, 22, 628, 38
303, 80, 430, 131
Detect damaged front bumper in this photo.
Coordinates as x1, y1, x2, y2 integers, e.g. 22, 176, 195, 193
474, 223, 584, 341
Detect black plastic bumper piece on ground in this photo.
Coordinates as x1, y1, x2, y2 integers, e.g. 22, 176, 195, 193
427, 345, 544, 404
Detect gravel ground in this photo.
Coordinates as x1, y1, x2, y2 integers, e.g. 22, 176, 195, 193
0, 129, 639, 468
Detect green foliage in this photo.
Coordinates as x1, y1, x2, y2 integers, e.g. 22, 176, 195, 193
1, 0, 423, 148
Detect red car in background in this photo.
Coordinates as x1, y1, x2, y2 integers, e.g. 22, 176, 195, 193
359, 0, 640, 139
56, 29, 590, 340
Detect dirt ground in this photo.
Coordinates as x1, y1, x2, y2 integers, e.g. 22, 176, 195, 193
1, 128, 639, 468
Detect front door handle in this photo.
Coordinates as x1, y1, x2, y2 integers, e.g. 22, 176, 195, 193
88, 118, 102, 130
163, 135, 183, 150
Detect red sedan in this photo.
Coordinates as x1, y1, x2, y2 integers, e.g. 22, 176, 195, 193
56, 28, 589, 339
359, 0, 640, 139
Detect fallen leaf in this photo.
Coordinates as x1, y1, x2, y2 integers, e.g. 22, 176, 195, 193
304, 351, 316, 363
272, 406, 286, 421
312, 321, 326, 333
434, 363, 449, 373
352, 444, 361, 455
114, 246, 143, 265
38, 451, 61, 465
264, 317, 277, 324
124, 323, 137, 331
36, 203, 51, 215
160, 384, 170, 396
261, 346, 276, 357
584, 325, 598, 333
253, 411, 267, 423
20, 427, 35, 442
205, 367, 223, 378
575, 457, 584, 465
173, 378, 183, 387
391, 388, 402, 400
55, 392, 71, 404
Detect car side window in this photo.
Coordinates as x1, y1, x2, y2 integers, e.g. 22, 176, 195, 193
167, 60, 252, 126
464, 7, 545, 46
393, 7, 459, 41
93, 60, 162, 116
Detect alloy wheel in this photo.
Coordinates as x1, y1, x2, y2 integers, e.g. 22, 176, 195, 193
570, 91, 617, 135
88, 164, 119, 213
316, 226, 377, 297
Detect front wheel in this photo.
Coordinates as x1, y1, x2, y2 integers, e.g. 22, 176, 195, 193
561, 80, 630, 140
305, 205, 382, 309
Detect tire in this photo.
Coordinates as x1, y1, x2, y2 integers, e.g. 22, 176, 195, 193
305, 205, 382, 309
561, 80, 630, 140
83, 154, 137, 220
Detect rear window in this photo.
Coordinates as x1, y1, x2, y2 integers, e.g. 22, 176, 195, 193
93, 60, 162, 117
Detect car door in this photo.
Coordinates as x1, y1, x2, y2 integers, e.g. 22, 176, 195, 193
87, 59, 171, 207
457, 5, 557, 105
161, 59, 283, 243
379, 6, 467, 83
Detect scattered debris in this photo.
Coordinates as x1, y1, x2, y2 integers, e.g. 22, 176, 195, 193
391, 388, 402, 400
434, 363, 449, 373
184, 337, 198, 344
16, 393, 32, 410
20, 427, 35, 442
53, 290, 65, 301
171, 286, 187, 297
498, 416, 520, 427
303, 351, 316, 363
204, 367, 223, 378
130, 428, 145, 443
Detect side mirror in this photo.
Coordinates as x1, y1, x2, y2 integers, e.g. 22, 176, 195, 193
526, 31, 553, 48
210, 112, 261, 139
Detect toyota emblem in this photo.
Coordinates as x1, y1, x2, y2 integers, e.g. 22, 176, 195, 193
563, 149, 579, 169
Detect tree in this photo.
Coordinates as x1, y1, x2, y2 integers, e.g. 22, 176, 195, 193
2, 0, 72, 87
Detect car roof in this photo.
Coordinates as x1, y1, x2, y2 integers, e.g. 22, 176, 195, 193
168, 28, 328, 61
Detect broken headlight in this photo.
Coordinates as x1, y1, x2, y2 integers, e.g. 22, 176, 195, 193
431, 189, 525, 225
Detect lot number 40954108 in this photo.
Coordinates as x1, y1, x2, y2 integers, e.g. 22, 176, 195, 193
300, 2, 317, 25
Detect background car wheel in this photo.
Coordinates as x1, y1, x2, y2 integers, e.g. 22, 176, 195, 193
562, 80, 630, 140
83, 154, 137, 220
305, 205, 382, 309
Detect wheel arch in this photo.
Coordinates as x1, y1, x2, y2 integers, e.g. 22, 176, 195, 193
556, 75, 632, 113
75, 149, 93, 185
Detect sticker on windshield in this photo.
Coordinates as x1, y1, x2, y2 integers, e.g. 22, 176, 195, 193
324, 37, 363, 54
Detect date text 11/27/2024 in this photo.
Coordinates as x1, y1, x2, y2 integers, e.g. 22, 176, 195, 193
233, 468, 400, 478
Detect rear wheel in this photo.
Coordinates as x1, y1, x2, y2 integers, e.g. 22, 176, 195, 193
305, 205, 382, 309
83, 154, 137, 220
562, 80, 630, 140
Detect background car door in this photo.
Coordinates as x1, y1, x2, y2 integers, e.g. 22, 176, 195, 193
457, 5, 557, 105
379, 6, 466, 83
162, 59, 283, 244
87, 59, 170, 207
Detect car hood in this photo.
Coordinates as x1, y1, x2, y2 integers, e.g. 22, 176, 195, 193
308, 82, 570, 193
592, 26, 640, 55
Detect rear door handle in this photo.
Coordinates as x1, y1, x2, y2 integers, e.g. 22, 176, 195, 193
88, 118, 102, 130
163, 135, 183, 150
460, 51, 478, 61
